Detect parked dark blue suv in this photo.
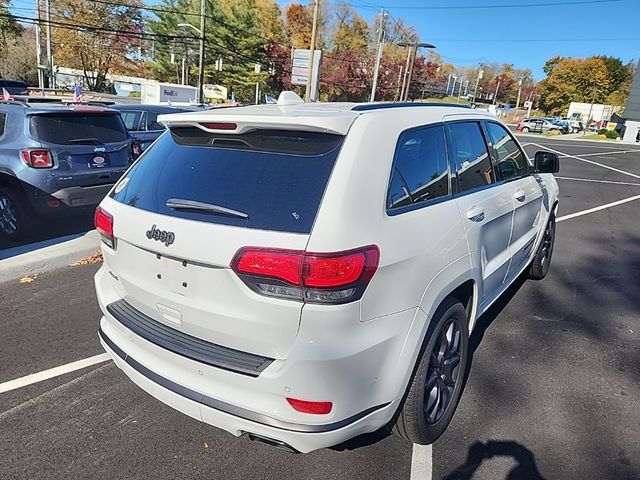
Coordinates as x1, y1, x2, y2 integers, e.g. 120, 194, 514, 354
0, 101, 136, 240
111, 104, 206, 153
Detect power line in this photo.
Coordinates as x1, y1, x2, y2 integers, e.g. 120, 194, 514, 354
340, 0, 621, 10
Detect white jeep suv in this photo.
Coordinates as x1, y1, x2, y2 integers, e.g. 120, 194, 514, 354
94, 95, 559, 453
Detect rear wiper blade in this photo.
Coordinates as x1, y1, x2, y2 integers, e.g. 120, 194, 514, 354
166, 198, 249, 219
67, 137, 105, 145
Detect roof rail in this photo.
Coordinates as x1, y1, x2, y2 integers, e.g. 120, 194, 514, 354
352, 102, 471, 112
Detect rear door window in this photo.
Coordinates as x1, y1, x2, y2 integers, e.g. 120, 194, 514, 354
446, 122, 495, 193
0, 113, 6, 136
110, 128, 344, 234
30, 113, 129, 144
387, 124, 449, 211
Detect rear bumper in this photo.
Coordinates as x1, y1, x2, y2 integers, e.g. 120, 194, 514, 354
52, 184, 113, 207
29, 184, 113, 215
95, 265, 420, 452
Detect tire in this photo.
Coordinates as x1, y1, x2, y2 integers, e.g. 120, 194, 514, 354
392, 297, 469, 445
522, 127, 530, 133
0, 187, 33, 241
528, 213, 556, 280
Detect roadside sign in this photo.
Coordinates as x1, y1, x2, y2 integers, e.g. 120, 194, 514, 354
524, 100, 533, 108
291, 49, 322, 86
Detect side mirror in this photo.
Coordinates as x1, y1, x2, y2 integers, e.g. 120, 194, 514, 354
534, 151, 559, 173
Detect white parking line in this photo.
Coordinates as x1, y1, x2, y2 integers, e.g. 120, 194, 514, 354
531, 143, 640, 180
410, 444, 433, 480
557, 194, 640, 223
556, 176, 640, 187
0, 353, 111, 394
576, 150, 640, 157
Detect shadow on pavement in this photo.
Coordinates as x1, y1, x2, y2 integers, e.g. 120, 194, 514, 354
0, 213, 94, 255
443, 440, 545, 480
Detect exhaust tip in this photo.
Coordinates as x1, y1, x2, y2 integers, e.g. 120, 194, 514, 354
246, 432, 299, 454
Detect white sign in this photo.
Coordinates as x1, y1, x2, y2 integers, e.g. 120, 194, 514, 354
524, 100, 533, 108
203, 84, 228, 101
291, 49, 322, 99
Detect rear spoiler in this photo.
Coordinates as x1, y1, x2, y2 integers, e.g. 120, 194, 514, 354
158, 111, 358, 135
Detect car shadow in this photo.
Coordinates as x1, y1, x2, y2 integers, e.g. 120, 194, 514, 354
442, 440, 545, 480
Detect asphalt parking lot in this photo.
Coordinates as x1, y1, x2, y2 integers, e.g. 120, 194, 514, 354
1, 136, 639, 480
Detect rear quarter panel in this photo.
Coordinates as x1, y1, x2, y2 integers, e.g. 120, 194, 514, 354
307, 110, 472, 322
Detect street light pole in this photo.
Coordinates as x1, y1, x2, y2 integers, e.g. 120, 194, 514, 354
178, 12, 206, 103
397, 41, 436, 102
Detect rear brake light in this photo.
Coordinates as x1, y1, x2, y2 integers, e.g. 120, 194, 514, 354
231, 245, 379, 304
286, 398, 333, 415
200, 122, 237, 131
21, 149, 53, 168
94, 206, 115, 249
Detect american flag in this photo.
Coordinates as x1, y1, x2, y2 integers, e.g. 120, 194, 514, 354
2, 88, 13, 101
73, 85, 84, 103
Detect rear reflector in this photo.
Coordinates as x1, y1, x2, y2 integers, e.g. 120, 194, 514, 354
200, 122, 237, 131
94, 206, 115, 248
286, 398, 333, 415
231, 245, 379, 304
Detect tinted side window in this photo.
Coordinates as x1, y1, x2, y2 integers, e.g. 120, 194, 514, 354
486, 122, 529, 180
0, 113, 6, 136
387, 125, 449, 210
447, 122, 495, 192
146, 113, 164, 131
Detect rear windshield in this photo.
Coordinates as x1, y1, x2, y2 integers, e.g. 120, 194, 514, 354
110, 129, 344, 234
30, 113, 129, 144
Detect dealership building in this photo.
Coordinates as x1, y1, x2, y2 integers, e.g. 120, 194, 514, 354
623, 65, 640, 142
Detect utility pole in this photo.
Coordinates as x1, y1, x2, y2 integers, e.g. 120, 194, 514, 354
399, 47, 412, 102
305, 0, 320, 102
450, 75, 457, 96
395, 66, 404, 102
197, 0, 206, 104
403, 46, 417, 101
515, 78, 523, 112
492, 80, 501, 105
445, 73, 452, 96
457, 77, 465, 103
369, 9, 386, 103
44, 0, 53, 88
34, 0, 44, 90
473, 67, 483, 103
181, 57, 186, 85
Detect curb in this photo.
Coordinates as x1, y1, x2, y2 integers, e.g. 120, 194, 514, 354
0, 230, 101, 284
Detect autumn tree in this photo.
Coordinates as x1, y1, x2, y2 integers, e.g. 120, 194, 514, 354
1, 27, 37, 84
539, 57, 611, 115
52, 0, 144, 91
0, 0, 21, 62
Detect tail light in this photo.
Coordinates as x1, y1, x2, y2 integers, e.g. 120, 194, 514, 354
231, 245, 379, 304
94, 206, 115, 249
132, 142, 142, 159
21, 149, 53, 168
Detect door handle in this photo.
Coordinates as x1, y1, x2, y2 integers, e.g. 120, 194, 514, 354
514, 190, 526, 202
466, 206, 485, 222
